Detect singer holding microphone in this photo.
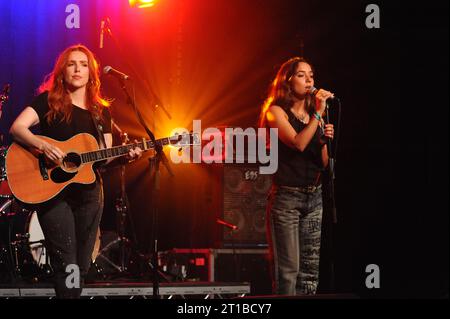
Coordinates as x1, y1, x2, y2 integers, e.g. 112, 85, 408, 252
9, 44, 142, 298
259, 57, 334, 295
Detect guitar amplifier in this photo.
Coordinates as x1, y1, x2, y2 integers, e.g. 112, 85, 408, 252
222, 164, 272, 247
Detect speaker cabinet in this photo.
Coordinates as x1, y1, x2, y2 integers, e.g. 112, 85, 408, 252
222, 164, 272, 247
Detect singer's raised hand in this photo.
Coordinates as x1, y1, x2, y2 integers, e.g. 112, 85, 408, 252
314, 89, 334, 115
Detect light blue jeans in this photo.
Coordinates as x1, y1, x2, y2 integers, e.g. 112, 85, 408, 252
267, 185, 323, 295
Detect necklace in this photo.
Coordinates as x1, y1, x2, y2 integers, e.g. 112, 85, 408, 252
291, 109, 308, 124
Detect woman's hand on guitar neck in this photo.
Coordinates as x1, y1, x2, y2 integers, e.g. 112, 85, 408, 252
126, 139, 143, 162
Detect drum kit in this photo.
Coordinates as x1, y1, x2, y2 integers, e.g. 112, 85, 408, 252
1, 146, 53, 282
2, 142, 140, 283
0, 85, 53, 281
1, 86, 49, 282
0, 146, 128, 283
1, 144, 141, 286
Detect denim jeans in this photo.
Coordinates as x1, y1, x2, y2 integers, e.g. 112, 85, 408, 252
267, 185, 323, 295
37, 181, 103, 298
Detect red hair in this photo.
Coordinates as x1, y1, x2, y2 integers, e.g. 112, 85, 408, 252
38, 44, 110, 123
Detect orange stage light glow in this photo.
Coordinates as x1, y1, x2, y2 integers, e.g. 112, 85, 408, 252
129, 0, 157, 9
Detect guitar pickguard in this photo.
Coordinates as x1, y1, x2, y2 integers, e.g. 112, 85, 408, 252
50, 167, 77, 184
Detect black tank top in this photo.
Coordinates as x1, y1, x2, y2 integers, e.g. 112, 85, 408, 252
273, 109, 324, 187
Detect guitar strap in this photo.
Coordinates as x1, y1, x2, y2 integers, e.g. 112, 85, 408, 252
91, 107, 106, 149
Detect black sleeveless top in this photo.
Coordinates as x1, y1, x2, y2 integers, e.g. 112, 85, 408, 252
30, 91, 112, 143
273, 109, 324, 187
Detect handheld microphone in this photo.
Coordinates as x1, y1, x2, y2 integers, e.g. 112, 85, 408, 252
103, 66, 131, 81
309, 86, 337, 100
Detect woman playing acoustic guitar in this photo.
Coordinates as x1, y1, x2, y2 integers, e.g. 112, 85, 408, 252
9, 44, 142, 298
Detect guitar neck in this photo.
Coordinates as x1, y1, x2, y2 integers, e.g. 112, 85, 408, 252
80, 137, 174, 163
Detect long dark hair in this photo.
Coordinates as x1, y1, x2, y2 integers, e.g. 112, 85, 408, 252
258, 57, 315, 128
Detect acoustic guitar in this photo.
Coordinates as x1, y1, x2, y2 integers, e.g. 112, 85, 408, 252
5, 132, 199, 204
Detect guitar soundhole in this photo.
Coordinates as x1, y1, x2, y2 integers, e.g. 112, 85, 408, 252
62, 152, 81, 172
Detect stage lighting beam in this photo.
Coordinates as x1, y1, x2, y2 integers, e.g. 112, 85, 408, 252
129, 0, 157, 9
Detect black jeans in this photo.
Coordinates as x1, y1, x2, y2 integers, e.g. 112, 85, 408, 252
36, 180, 103, 298
267, 185, 323, 295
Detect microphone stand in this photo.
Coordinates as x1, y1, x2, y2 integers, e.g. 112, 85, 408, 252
325, 102, 337, 224
117, 78, 174, 299
217, 219, 240, 282
115, 130, 132, 273
324, 99, 338, 292
101, 18, 174, 296
103, 20, 172, 122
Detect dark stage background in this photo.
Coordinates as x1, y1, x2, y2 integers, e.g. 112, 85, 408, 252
0, 0, 448, 298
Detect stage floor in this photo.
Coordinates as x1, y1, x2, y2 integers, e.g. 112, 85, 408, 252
0, 281, 250, 298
